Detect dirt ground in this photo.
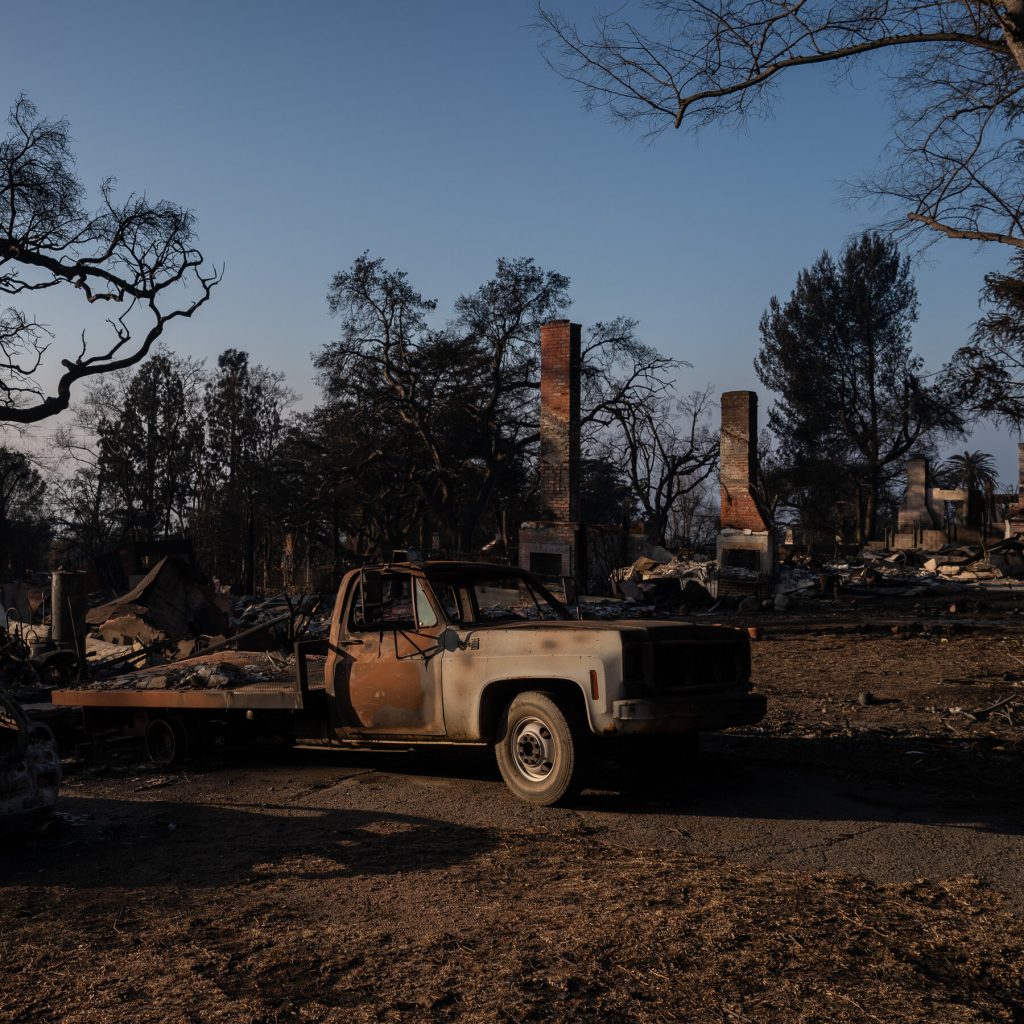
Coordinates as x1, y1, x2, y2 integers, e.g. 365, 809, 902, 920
2, 603, 1023, 1023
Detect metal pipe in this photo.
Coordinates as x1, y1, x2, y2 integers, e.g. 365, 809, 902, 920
51, 571, 88, 661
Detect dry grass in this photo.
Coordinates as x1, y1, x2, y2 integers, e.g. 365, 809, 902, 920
3, 831, 1022, 1024
4, 624, 1024, 1023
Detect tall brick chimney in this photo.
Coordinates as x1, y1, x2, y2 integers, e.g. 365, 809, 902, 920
719, 390, 769, 533
518, 321, 585, 583
538, 320, 581, 522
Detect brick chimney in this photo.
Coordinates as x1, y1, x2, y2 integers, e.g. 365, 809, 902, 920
538, 320, 580, 522
719, 390, 770, 533
897, 455, 939, 530
518, 321, 585, 583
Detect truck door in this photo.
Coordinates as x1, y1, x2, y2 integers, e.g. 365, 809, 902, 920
331, 572, 445, 736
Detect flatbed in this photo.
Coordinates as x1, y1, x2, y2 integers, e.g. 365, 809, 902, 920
52, 684, 303, 712
51, 643, 327, 764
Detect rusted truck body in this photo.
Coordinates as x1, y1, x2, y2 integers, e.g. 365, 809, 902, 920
55, 561, 765, 804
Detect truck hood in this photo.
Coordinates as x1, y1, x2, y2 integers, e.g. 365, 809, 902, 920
465, 619, 746, 645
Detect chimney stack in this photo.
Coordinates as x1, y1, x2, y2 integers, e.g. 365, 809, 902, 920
518, 321, 585, 583
538, 320, 581, 523
719, 390, 769, 533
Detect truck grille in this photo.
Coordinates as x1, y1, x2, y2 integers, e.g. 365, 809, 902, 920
650, 642, 745, 692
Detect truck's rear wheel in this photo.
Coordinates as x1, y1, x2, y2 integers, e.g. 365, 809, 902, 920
145, 716, 188, 768
495, 692, 585, 806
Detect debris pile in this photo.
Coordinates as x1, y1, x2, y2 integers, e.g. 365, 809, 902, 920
86, 556, 230, 647
82, 562, 328, 679
830, 538, 1024, 593
599, 535, 1024, 619
81, 651, 291, 691
610, 555, 716, 609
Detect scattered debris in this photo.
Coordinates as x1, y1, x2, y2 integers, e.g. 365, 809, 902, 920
79, 651, 290, 692
86, 556, 231, 645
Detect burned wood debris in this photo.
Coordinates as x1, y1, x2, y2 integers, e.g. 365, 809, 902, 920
594, 532, 1024, 624
601, 538, 1024, 618
0, 559, 329, 709
79, 561, 327, 681
77, 651, 290, 692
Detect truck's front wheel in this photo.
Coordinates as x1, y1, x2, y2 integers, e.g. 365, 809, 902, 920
495, 692, 585, 806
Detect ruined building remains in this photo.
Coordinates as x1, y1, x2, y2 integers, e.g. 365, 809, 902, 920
1007, 442, 1024, 535
518, 320, 585, 581
895, 454, 999, 549
717, 391, 775, 581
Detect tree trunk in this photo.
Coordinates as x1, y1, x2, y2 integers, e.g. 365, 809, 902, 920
245, 499, 256, 595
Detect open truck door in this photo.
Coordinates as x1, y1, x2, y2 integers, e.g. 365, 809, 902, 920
327, 568, 446, 736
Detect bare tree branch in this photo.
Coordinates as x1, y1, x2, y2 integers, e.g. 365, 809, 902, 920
0, 94, 220, 422
539, 1, 1024, 249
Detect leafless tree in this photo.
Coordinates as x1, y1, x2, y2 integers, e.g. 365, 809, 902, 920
0, 95, 219, 423
322, 255, 682, 552
538, 1, 1024, 249
604, 386, 719, 547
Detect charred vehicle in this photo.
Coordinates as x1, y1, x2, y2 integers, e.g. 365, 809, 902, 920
55, 562, 765, 805
1, 692, 61, 830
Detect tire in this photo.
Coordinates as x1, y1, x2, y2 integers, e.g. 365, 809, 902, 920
145, 716, 188, 768
494, 691, 587, 806
34, 651, 78, 687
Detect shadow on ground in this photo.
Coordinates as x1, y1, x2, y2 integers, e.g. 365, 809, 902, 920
0, 795, 498, 890
580, 731, 1024, 833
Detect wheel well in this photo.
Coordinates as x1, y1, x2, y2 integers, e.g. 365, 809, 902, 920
478, 679, 589, 743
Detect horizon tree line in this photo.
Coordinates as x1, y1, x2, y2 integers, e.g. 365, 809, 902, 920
3, 232, 1024, 588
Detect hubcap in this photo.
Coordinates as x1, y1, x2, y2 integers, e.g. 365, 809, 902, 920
511, 716, 555, 781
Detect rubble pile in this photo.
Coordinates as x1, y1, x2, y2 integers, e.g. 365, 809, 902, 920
86, 556, 231, 653
610, 555, 717, 609
82, 652, 289, 691
82, 565, 330, 678
599, 535, 1024, 619
830, 537, 1024, 593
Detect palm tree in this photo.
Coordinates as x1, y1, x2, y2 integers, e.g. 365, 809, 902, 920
939, 451, 999, 493
939, 450, 1000, 539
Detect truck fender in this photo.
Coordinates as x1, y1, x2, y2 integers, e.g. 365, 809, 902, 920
476, 677, 594, 743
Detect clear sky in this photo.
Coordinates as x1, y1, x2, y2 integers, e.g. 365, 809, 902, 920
2, 1, 1016, 480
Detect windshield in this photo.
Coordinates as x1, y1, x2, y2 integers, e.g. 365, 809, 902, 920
425, 570, 570, 625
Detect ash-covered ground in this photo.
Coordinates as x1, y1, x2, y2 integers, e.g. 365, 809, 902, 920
3, 598, 1023, 1024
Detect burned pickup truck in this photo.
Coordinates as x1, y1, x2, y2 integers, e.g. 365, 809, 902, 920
54, 562, 765, 805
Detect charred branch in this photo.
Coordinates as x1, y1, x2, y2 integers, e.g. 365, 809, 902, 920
0, 95, 219, 422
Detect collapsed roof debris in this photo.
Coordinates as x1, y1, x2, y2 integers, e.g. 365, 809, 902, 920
87, 556, 230, 642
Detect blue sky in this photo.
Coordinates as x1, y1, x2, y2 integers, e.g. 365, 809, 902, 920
2, 1, 1014, 479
